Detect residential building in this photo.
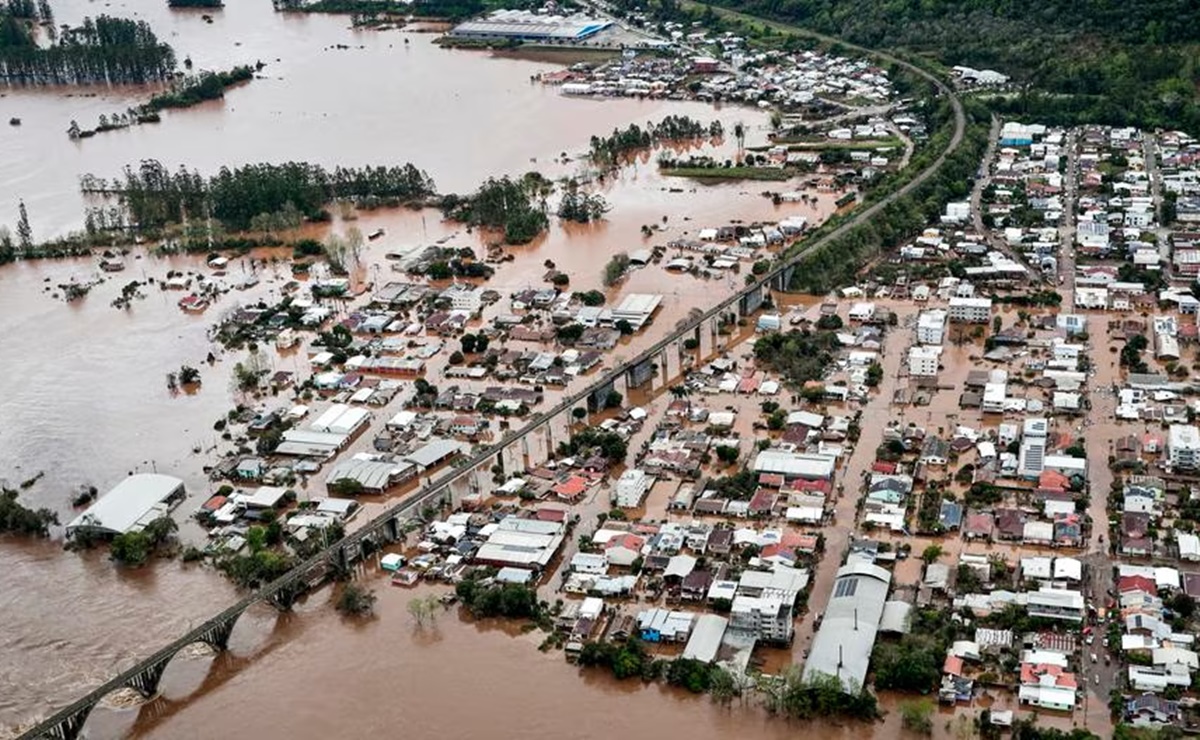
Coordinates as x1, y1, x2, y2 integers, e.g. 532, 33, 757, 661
1168, 424, 1200, 470
948, 296, 992, 323
916, 309, 948, 344
730, 595, 794, 643
908, 346, 941, 377
614, 468, 653, 508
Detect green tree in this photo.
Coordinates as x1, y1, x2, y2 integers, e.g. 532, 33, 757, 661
328, 478, 365, 496
716, 445, 740, 464
336, 583, 377, 616
900, 700, 933, 735
921, 544, 943, 564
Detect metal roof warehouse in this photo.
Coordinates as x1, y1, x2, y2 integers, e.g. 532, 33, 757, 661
450, 10, 612, 42
752, 450, 837, 480
802, 561, 892, 692
472, 516, 566, 570
67, 474, 186, 537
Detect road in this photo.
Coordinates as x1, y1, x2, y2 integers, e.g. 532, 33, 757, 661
21, 12, 971, 739
969, 115, 1005, 253
1058, 128, 1079, 301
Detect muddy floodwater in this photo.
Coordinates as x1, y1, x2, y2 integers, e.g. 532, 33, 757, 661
0, 0, 858, 735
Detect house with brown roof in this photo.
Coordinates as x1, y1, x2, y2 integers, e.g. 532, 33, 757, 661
995, 509, 1026, 541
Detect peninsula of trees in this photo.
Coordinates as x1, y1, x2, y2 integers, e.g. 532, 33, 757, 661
82, 160, 437, 232
69, 65, 259, 138
0, 14, 176, 85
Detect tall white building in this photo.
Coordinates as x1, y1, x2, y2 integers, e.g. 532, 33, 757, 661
614, 468, 653, 508
916, 309, 948, 345
908, 346, 941, 377
1169, 424, 1200, 470
948, 296, 993, 323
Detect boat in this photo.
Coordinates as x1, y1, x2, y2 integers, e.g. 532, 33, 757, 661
99, 258, 125, 272
368, 228, 385, 240
178, 294, 209, 312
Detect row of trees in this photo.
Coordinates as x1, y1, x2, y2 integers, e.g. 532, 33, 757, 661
274, 0, 486, 21
0, 15, 176, 85
91, 158, 436, 232
589, 116, 724, 167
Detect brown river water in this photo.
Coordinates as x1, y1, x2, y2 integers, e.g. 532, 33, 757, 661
0, 1, 860, 737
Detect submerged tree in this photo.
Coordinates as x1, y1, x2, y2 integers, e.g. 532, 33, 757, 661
15, 199, 31, 249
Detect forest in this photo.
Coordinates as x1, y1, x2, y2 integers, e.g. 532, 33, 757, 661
709, 0, 1200, 132
0, 14, 176, 85
87, 160, 436, 232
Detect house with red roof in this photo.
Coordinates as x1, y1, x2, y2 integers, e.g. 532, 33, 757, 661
604, 533, 646, 567
1018, 664, 1078, 711
554, 475, 589, 502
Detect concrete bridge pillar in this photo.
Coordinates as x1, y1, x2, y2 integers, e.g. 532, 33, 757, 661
125, 654, 172, 698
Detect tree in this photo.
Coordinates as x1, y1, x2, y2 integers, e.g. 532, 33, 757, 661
733, 121, 746, 162
178, 365, 201, 385
873, 635, 943, 692
669, 383, 692, 415
603, 252, 630, 286
572, 407, 587, 420
16, 200, 31, 249
900, 700, 933, 736
110, 530, 151, 566
716, 445, 740, 464
461, 333, 478, 355
336, 583, 377, 616
448, 350, 464, 365
603, 390, 622, 409
865, 362, 883, 387
615, 319, 634, 335
579, 289, 606, 307
767, 408, 787, 430
328, 478, 365, 496
921, 544, 944, 564
815, 314, 843, 330
406, 594, 438, 626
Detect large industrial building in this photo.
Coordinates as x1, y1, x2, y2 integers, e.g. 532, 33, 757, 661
66, 474, 186, 538
802, 561, 892, 692
449, 10, 612, 43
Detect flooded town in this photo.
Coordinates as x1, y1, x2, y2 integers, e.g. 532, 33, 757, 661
1, 1, 1199, 740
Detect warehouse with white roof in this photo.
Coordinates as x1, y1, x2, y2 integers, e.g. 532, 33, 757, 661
67, 474, 186, 538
